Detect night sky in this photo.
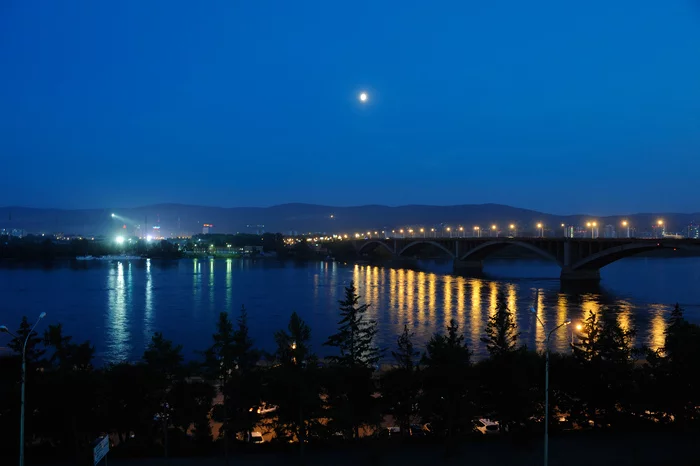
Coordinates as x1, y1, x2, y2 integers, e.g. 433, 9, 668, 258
1, 1, 699, 215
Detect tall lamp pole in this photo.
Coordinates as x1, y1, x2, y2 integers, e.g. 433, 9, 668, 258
530, 308, 570, 466
0, 312, 47, 466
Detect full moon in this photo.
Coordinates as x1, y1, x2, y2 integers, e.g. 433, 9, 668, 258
359, 92, 368, 102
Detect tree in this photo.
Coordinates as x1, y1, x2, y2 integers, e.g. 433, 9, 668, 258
420, 319, 473, 439
380, 325, 421, 436
477, 293, 535, 431
569, 308, 636, 427
36, 325, 99, 460
481, 291, 520, 358
223, 305, 262, 439
203, 312, 237, 450
7, 316, 46, 364
325, 282, 380, 369
643, 303, 700, 425
266, 312, 324, 455
324, 282, 381, 439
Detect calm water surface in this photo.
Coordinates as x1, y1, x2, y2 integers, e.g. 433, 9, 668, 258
1, 257, 699, 364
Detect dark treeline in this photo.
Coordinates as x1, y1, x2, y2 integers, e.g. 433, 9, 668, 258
0, 235, 181, 260
1, 283, 699, 464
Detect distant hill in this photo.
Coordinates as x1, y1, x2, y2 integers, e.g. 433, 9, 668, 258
0, 203, 698, 237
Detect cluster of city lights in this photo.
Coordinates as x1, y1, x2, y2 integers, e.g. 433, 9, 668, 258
325, 219, 667, 241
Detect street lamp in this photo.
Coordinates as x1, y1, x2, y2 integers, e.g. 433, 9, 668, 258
473, 226, 480, 238
509, 224, 516, 237
621, 220, 630, 238
1, 312, 47, 466
536, 223, 543, 237
431, 228, 435, 238
530, 308, 570, 466
561, 223, 566, 237
656, 219, 664, 238
459, 226, 464, 237
446, 227, 452, 238
419, 228, 424, 236
491, 224, 498, 237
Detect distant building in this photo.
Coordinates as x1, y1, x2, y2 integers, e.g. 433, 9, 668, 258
687, 223, 699, 239
604, 225, 616, 238
202, 224, 213, 234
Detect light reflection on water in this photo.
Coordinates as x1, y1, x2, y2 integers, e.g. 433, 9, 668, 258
1, 258, 697, 364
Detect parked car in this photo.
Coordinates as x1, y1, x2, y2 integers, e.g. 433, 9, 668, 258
247, 431, 264, 444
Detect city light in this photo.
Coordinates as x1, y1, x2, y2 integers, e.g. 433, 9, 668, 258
622, 220, 628, 227
115, 236, 125, 244
509, 224, 515, 229
536, 223, 542, 228
491, 225, 497, 230
657, 219, 664, 226
111, 213, 115, 218
359, 92, 368, 102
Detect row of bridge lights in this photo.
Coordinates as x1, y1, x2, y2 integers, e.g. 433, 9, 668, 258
344, 219, 664, 240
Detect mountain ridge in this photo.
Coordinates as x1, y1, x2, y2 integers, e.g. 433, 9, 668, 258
0, 204, 697, 236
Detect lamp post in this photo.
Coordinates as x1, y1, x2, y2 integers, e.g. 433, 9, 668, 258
536, 223, 543, 238
0, 312, 47, 466
530, 308, 570, 466
491, 225, 498, 237
509, 224, 516, 237
621, 220, 630, 238
473, 226, 480, 238
561, 223, 566, 238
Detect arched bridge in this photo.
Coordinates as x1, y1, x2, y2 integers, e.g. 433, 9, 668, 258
354, 237, 700, 281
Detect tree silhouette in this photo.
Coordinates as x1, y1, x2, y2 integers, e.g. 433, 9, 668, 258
481, 291, 520, 358
381, 324, 421, 436
324, 282, 381, 439
421, 319, 473, 439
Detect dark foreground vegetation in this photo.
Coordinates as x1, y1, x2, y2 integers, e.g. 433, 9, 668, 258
1, 283, 698, 465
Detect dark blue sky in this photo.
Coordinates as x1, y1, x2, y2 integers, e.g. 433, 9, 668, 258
1, 1, 699, 215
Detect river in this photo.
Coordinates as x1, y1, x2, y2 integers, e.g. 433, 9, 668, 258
0, 257, 698, 364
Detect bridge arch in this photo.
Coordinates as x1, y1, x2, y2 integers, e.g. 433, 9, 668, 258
570, 241, 689, 271
356, 240, 395, 256
459, 240, 563, 267
398, 240, 456, 258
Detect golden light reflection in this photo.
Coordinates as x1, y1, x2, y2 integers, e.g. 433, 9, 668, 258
443, 275, 453, 322
456, 277, 466, 323
649, 305, 667, 351
488, 281, 498, 317
428, 273, 437, 321
417, 271, 427, 323
507, 283, 518, 333
556, 293, 568, 330
616, 301, 633, 340
534, 290, 545, 344
406, 269, 415, 324
397, 269, 406, 321
389, 268, 398, 312
470, 279, 482, 345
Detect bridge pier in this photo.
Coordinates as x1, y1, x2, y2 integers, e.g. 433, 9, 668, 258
560, 268, 601, 282
453, 259, 484, 274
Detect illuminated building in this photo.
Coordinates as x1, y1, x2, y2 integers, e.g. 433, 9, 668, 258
202, 223, 213, 234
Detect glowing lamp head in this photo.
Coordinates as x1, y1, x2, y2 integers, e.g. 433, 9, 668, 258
111, 213, 116, 218
537, 223, 543, 228
491, 225, 497, 230
657, 220, 664, 226
115, 236, 125, 245
509, 224, 515, 229
622, 221, 628, 226
359, 92, 368, 102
